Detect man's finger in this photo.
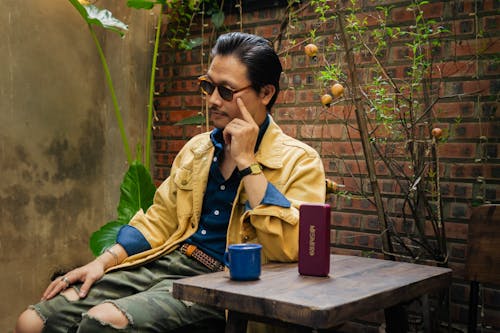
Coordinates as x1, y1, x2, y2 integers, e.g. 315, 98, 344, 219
79, 278, 94, 298
236, 98, 256, 124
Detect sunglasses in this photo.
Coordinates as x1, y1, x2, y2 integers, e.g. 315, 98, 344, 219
198, 76, 252, 102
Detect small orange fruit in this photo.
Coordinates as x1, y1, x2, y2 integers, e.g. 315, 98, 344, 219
330, 83, 344, 98
304, 43, 318, 58
321, 94, 333, 107
431, 127, 443, 139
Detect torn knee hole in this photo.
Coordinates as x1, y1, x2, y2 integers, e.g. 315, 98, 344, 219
61, 288, 80, 301
81, 313, 129, 330
85, 302, 132, 329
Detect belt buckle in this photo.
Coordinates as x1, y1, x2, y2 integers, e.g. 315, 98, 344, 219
184, 244, 197, 257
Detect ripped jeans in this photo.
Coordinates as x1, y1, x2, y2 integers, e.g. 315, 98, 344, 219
30, 250, 225, 333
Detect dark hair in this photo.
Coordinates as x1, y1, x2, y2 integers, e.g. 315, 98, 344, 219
211, 32, 282, 111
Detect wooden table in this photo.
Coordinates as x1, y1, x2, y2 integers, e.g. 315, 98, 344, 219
173, 254, 452, 332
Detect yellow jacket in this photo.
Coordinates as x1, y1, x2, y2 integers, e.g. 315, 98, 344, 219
110, 118, 325, 271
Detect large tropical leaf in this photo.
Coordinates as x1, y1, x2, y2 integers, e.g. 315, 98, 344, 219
67, 0, 128, 36
89, 161, 156, 256
117, 161, 156, 223
89, 221, 123, 256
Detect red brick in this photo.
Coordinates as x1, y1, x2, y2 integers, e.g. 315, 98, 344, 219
154, 110, 169, 122
336, 230, 381, 249
168, 140, 187, 153
277, 124, 297, 138
390, 6, 414, 23
341, 159, 368, 175
338, 196, 377, 212
275, 89, 296, 104
389, 45, 412, 62
331, 212, 362, 229
300, 123, 344, 140
451, 122, 498, 139
274, 106, 340, 122
425, 220, 468, 240
438, 143, 476, 158
433, 60, 477, 78
483, 15, 500, 32
254, 24, 281, 40
182, 95, 203, 108
153, 124, 184, 138
452, 19, 475, 35
451, 38, 500, 57
434, 101, 475, 118
445, 201, 471, 220
449, 163, 488, 179
168, 110, 200, 123
322, 141, 365, 157
279, 55, 293, 71
154, 153, 171, 166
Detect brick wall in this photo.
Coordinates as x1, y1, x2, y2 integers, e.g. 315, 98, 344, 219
154, 0, 499, 331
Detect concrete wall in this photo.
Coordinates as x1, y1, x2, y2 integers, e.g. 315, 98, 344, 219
0, 1, 156, 331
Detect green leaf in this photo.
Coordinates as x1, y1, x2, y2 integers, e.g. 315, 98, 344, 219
127, 0, 156, 9
85, 5, 128, 36
185, 37, 203, 50
67, 0, 91, 19
67, 1, 128, 36
174, 115, 206, 125
89, 161, 156, 256
117, 161, 156, 222
211, 11, 225, 29
89, 221, 124, 256
126, 0, 168, 10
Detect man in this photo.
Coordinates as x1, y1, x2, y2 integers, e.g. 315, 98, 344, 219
15, 32, 325, 333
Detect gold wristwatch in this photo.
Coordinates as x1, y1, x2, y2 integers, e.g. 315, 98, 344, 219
238, 163, 262, 177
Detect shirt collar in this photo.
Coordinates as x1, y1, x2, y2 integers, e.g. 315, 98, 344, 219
210, 114, 270, 153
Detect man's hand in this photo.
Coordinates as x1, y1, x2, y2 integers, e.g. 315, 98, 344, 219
41, 259, 106, 301
222, 98, 259, 169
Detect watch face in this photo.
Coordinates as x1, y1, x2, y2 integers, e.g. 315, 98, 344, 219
250, 164, 262, 174
239, 163, 262, 177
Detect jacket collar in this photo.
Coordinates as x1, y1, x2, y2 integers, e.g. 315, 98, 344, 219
255, 116, 284, 170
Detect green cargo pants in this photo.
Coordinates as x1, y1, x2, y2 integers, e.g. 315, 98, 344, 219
30, 250, 225, 333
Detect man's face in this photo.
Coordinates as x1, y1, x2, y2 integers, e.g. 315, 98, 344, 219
203, 55, 268, 129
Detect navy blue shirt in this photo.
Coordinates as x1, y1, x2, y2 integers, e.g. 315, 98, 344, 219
117, 115, 290, 261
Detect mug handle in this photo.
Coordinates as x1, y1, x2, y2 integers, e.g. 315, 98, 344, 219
223, 251, 231, 269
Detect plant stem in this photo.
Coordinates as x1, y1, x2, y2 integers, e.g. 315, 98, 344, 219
89, 25, 133, 164
145, 8, 163, 170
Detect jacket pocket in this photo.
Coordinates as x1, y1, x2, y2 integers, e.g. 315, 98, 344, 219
174, 168, 193, 190
173, 168, 194, 217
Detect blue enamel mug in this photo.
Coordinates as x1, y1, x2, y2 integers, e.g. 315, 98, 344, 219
223, 243, 262, 281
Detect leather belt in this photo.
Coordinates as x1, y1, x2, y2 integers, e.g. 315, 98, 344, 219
179, 243, 225, 272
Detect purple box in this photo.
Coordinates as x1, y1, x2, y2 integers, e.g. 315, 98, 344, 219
299, 203, 331, 276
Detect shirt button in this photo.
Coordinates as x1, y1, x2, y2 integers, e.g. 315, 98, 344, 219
201, 229, 207, 235
243, 235, 249, 241
220, 185, 226, 191
213, 157, 218, 162
214, 210, 220, 216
